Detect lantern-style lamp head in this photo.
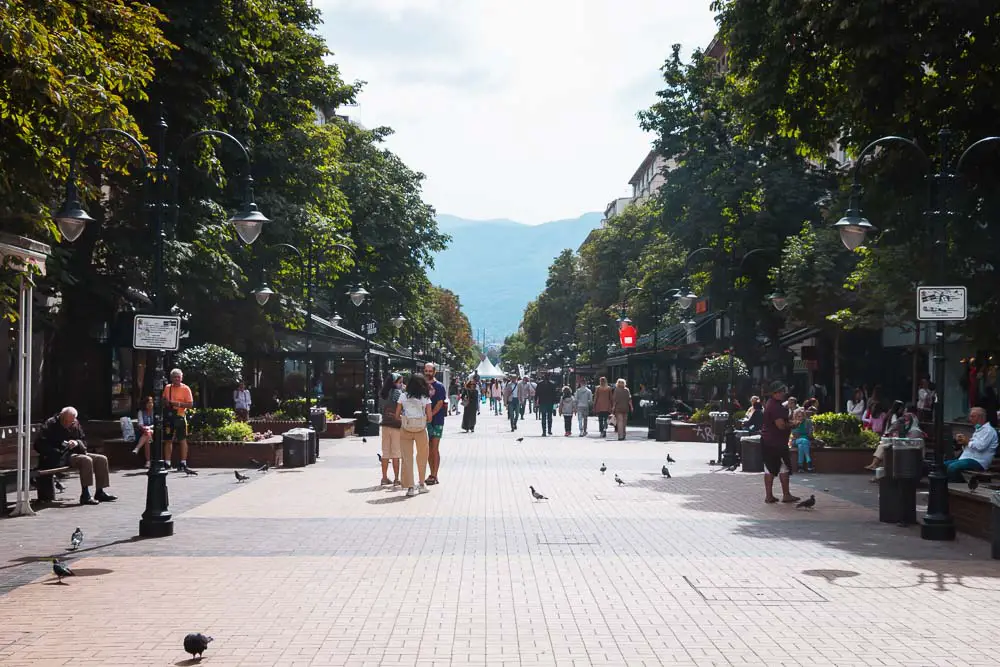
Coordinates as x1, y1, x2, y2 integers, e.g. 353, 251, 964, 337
253, 284, 275, 306
230, 204, 269, 245
329, 312, 343, 327
53, 184, 95, 243
677, 289, 697, 309
834, 208, 875, 251
349, 285, 369, 307
391, 314, 407, 329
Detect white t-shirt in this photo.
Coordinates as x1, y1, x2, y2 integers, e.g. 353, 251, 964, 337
399, 392, 431, 418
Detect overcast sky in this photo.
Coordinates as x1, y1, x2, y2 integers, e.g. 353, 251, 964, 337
314, 0, 718, 224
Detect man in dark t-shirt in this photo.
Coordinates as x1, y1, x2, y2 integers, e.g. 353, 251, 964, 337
760, 381, 800, 504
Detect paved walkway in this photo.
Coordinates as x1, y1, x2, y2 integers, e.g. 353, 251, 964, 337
1, 411, 996, 666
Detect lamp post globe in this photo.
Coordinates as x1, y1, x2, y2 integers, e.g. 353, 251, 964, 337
834, 211, 875, 251
229, 205, 269, 245
769, 292, 788, 312
677, 290, 697, 309
349, 285, 369, 307
391, 314, 407, 329
53, 192, 95, 243
253, 285, 275, 307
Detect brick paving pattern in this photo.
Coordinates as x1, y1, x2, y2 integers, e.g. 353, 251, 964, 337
1, 411, 997, 666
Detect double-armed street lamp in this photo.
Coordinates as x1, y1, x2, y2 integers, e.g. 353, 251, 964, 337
675, 246, 787, 463
55, 114, 269, 538
833, 128, 1000, 542
248, 238, 357, 414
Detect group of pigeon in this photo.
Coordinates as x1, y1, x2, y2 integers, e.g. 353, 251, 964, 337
531, 453, 678, 502
52, 527, 215, 660
235, 458, 271, 482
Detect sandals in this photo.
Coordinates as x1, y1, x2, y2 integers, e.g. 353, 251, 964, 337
425, 475, 439, 485
765, 497, 779, 504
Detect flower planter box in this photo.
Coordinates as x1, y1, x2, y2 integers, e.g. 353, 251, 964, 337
99, 436, 282, 469
790, 446, 875, 474
948, 485, 994, 541
671, 421, 715, 443
248, 419, 308, 436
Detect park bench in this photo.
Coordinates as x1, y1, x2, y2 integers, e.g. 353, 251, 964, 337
0, 465, 73, 513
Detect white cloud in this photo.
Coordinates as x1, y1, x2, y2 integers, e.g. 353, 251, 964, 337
315, 0, 718, 223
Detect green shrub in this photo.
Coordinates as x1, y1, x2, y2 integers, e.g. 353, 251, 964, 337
812, 412, 861, 438
280, 398, 309, 419
189, 407, 235, 432
689, 407, 712, 423
815, 425, 879, 449
208, 421, 254, 442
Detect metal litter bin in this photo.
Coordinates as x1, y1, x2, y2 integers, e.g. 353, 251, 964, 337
878, 438, 921, 525
306, 426, 317, 464
740, 435, 763, 472
309, 407, 327, 437
354, 410, 380, 437
646, 409, 658, 439
282, 428, 310, 468
655, 416, 672, 442
709, 411, 730, 437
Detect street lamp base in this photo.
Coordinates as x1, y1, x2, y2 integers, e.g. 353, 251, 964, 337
921, 469, 956, 541
139, 516, 174, 538
138, 465, 173, 538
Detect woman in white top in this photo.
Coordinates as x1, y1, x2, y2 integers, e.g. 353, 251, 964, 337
395, 374, 433, 497
132, 395, 155, 467
846, 388, 866, 420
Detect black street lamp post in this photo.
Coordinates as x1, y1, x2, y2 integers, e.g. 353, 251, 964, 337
675, 246, 787, 463
249, 239, 356, 414
833, 129, 1000, 542
346, 284, 406, 436
55, 115, 268, 538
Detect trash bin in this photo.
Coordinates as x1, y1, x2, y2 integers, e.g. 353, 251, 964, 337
991, 494, 1000, 560
655, 416, 672, 442
282, 428, 310, 468
709, 411, 729, 437
309, 407, 327, 436
878, 438, 920, 526
723, 429, 747, 468
740, 435, 763, 472
647, 410, 659, 439
306, 426, 317, 464
354, 411, 380, 437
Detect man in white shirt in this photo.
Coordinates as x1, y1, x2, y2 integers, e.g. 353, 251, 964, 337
574, 379, 593, 436
233, 382, 252, 421
946, 407, 999, 481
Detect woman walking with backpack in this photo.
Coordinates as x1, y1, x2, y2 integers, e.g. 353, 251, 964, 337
395, 374, 433, 497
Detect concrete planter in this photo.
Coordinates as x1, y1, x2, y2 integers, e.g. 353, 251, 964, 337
671, 421, 715, 443
248, 419, 308, 436
790, 446, 875, 474
100, 436, 281, 469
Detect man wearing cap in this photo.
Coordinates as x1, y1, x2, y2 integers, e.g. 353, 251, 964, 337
760, 381, 800, 504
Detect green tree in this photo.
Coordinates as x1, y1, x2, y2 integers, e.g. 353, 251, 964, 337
176, 343, 244, 408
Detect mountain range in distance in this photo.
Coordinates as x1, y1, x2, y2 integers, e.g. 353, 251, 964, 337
428, 212, 603, 342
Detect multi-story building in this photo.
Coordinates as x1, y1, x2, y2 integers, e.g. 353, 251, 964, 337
628, 150, 672, 205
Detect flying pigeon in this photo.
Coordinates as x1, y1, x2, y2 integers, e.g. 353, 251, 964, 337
530, 486, 547, 501
667, 454, 676, 463
52, 558, 74, 583
249, 458, 263, 468
183, 633, 214, 659
516, 437, 524, 443
600, 462, 607, 475
969, 476, 980, 492
796, 494, 816, 509
69, 527, 83, 551
615, 474, 625, 486
234, 470, 249, 483
257, 462, 269, 473
661, 465, 671, 478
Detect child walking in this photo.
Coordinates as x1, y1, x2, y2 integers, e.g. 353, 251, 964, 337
558, 386, 575, 437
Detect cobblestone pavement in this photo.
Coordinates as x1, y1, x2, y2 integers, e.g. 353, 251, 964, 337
1, 411, 997, 666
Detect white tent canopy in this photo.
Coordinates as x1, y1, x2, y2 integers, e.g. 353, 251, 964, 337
473, 356, 505, 378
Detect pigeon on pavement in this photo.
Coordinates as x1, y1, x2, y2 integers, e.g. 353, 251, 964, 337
600, 462, 607, 475
257, 462, 269, 473
796, 494, 816, 509
516, 437, 524, 443
234, 470, 249, 483
530, 486, 548, 501
667, 454, 676, 463
377, 453, 382, 463
661, 465, 671, 478
969, 476, 979, 492
69, 527, 83, 551
184, 467, 198, 476
52, 559, 74, 583
615, 474, 625, 486
183, 633, 214, 659
54, 479, 65, 493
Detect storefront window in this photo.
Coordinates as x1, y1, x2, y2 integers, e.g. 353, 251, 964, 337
110, 347, 134, 416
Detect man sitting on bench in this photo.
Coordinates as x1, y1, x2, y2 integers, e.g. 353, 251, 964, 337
35, 407, 118, 505
946, 407, 999, 482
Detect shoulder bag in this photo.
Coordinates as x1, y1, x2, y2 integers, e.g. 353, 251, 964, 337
382, 401, 402, 429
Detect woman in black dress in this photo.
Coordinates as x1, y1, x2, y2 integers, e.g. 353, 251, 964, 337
461, 380, 479, 432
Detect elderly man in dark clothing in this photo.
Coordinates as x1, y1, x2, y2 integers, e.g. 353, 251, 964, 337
35, 407, 118, 505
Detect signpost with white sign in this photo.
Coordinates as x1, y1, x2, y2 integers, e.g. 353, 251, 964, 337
133, 315, 182, 351
917, 286, 967, 321
363, 321, 378, 337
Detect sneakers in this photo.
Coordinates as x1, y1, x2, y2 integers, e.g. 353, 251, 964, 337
418, 483, 429, 494
406, 487, 417, 497
380, 477, 392, 486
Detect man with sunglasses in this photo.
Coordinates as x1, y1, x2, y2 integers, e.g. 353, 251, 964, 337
424, 363, 447, 485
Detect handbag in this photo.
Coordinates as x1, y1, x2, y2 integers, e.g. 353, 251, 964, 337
382, 403, 401, 429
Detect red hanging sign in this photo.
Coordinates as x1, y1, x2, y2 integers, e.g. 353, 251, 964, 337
619, 323, 637, 348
